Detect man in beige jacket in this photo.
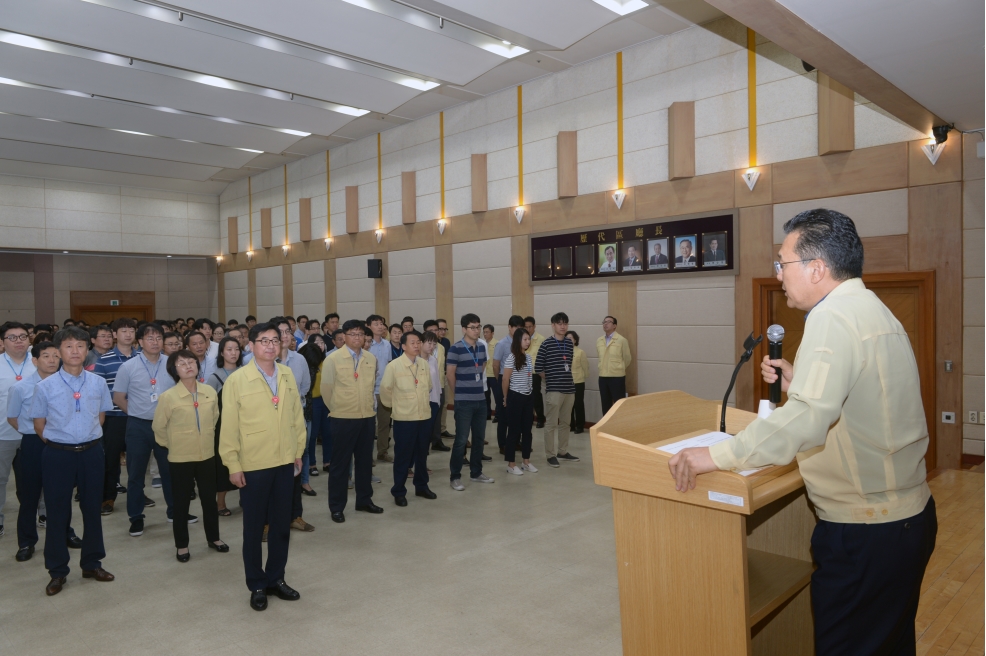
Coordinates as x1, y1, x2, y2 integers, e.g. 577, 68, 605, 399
596, 316, 631, 416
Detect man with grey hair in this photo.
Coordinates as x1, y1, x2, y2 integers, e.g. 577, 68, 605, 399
668, 208, 936, 655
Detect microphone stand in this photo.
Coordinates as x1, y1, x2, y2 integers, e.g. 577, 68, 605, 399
720, 332, 763, 433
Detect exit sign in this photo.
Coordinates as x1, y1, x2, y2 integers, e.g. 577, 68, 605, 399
110, 300, 120, 306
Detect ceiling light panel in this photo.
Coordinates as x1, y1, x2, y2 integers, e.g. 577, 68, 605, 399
591, 0, 649, 16
163, 0, 504, 85
0, 41, 356, 136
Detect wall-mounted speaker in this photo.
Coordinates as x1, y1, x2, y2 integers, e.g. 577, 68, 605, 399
368, 259, 383, 279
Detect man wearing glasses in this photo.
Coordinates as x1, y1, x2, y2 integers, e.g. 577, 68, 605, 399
219, 322, 307, 611
446, 314, 494, 490
0, 322, 35, 539
596, 316, 631, 416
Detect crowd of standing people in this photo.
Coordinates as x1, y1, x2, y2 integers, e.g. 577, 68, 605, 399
1, 309, 631, 610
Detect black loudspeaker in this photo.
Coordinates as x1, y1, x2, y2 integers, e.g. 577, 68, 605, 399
368, 259, 383, 279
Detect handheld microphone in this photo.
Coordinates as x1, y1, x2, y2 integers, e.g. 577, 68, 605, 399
766, 324, 785, 404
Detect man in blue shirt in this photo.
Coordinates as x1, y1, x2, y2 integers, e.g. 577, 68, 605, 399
31, 327, 116, 596
367, 315, 393, 462
1, 322, 36, 540
92, 317, 136, 512
446, 313, 494, 490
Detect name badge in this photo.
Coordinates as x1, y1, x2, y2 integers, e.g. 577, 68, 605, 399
564, 364, 570, 372
475, 374, 481, 382
150, 393, 158, 402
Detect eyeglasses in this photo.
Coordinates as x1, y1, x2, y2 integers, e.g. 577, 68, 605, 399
3, 334, 29, 342
465, 324, 481, 330
255, 338, 281, 347
773, 259, 814, 274
437, 327, 447, 333
345, 331, 364, 338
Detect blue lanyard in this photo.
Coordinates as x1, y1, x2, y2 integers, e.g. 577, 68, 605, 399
190, 388, 201, 432
551, 336, 571, 361
58, 370, 85, 412
3, 354, 26, 381
139, 354, 162, 390
458, 341, 481, 369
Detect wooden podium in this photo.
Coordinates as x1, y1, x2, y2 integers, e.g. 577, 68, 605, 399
591, 391, 817, 655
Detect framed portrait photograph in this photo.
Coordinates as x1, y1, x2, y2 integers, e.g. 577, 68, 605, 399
702, 232, 728, 267
598, 243, 618, 273
533, 248, 553, 279
574, 244, 595, 276
646, 237, 669, 270
620, 240, 643, 272
553, 246, 573, 277
673, 235, 698, 269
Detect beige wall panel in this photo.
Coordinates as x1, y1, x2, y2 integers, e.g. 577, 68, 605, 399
638, 326, 735, 365
511, 235, 534, 319
324, 259, 337, 316
345, 186, 360, 235
964, 178, 984, 229
0, 271, 35, 324
254, 265, 283, 320
772, 143, 907, 204
735, 205, 773, 411
734, 166, 772, 208
963, 133, 985, 181
434, 244, 453, 324
336, 254, 375, 321
634, 171, 733, 221
531, 193, 605, 234
860, 235, 909, 273
374, 252, 389, 318
453, 237, 511, 335
964, 278, 984, 328
637, 286, 735, 327
608, 280, 638, 395
964, 229, 984, 280
246, 269, 257, 317
908, 139, 962, 188
282, 264, 294, 317
260, 208, 272, 249
436, 209, 511, 245
471, 154, 488, 213
963, 375, 984, 418
402, 172, 417, 225
298, 198, 312, 242
668, 101, 696, 180
772, 188, 909, 242
817, 72, 855, 155
557, 131, 579, 198
452, 237, 511, 272
389, 246, 436, 276
227, 217, 238, 254
964, 327, 984, 377
638, 361, 737, 403
292, 260, 325, 321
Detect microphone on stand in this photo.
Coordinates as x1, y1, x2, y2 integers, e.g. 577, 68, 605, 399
720, 332, 763, 433
767, 324, 785, 405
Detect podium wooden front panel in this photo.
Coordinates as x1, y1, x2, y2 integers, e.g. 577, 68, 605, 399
591, 391, 816, 656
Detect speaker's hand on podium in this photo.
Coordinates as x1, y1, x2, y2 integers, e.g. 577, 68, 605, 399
668, 447, 717, 492
761, 355, 793, 393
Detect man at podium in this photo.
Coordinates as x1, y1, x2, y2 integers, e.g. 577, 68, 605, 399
668, 209, 937, 656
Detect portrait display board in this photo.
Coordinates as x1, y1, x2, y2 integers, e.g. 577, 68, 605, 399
530, 212, 736, 282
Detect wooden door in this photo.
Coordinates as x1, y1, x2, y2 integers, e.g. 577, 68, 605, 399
753, 272, 936, 470
77, 307, 150, 325
69, 291, 155, 324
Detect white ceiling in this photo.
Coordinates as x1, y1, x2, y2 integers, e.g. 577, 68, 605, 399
776, 0, 985, 132
0, 0, 726, 194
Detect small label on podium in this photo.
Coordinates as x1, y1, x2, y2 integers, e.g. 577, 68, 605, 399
708, 491, 744, 507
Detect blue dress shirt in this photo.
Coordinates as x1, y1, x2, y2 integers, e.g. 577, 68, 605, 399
30, 370, 114, 444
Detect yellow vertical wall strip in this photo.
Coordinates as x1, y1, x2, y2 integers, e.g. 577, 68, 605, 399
247, 176, 253, 252
439, 112, 446, 219
517, 85, 524, 206
616, 51, 624, 190
747, 28, 758, 168
325, 150, 331, 238
283, 164, 288, 245
377, 133, 383, 230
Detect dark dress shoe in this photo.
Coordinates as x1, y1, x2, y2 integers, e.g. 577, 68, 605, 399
250, 589, 268, 611
176, 550, 191, 563
207, 541, 230, 553
81, 567, 115, 582
46, 577, 67, 596
394, 496, 408, 507
355, 502, 384, 514
441, 431, 453, 438
536, 421, 545, 429
301, 486, 317, 497
331, 512, 345, 523
415, 488, 438, 500
491, 416, 498, 424
15, 545, 35, 562
66, 535, 83, 549
481, 455, 492, 461
322, 464, 331, 472
432, 442, 450, 452
266, 580, 300, 601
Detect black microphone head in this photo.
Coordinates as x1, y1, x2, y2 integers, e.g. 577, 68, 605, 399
767, 324, 785, 343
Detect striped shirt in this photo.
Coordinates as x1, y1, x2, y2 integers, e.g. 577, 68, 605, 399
534, 335, 575, 394
446, 339, 487, 402
501, 353, 533, 394
93, 346, 137, 416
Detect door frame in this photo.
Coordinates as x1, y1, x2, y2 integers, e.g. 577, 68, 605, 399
69, 291, 155, 322
752, 271, 936, 471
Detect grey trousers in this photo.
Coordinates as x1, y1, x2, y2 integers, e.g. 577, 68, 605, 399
0, 438, 22, 527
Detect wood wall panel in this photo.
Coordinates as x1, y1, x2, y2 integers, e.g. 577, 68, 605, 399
668, 101, 696, 180
963, 133, 985, 181
217, 268, 226, 324
227, 216, 238, 254
345, 186, 359, 234
908, 138, 962, 187
511, 235, 534, 319
817, 72, 855, 155
247, 268, 257, 317
401, 171, 416, 224
735, 205, 774, 411
436, 209, 511, 245
909, 182, 963, 469
861, 235, 908, 273
384, 223, 435, 252
608, 280, 638, 395
532, 193, 604, 234
557, 131, 579, 198
772, 143, 907, 203
282, 264, 294, 316
435, 244, 454, 323
635, 171, 734, 220
32, 254, 54, 324
375, 252, 389, 318
471, 154, 488, 213
324, 259, 336, 316
734, 166, 772, 208
298, 198, 312, 242
70, 291, 155, 321
260, 208, 272, 249
606, 186, 635, 224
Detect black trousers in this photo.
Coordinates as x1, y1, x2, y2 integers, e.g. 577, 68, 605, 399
505, 390, 534, 462
14, 434, 76, 548
101, 415, 128, 502
240, 463, 294, 591
811, 497, 937, 656
169, 457, 220, 549
431, 391, 445, 447
491, 376, 507, 449
43, 443, 105, 579
531, 373, 545, 423
328, 416, 374, 513
598, 376, 626, 416
391, 418, 432, 497
570, 382, 586, 431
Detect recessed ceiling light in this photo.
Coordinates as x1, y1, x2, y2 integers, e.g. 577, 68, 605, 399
166, 255, 172, 258
591, 0, 648, 15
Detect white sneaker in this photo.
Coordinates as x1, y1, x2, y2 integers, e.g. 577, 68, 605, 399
450, 479, 465, 491
470, 473, 495, 484
370, 475, 382, 483
507, 465, 524, 476
521, 463, 539, 473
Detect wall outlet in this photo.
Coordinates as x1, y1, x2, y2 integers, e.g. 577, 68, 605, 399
970, 411, 980, 424
942, 412, 956, 424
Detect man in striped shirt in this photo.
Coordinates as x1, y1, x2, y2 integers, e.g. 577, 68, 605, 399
446, 313, 494, 490
92, 318, 137, 513
534, 312, 580, 468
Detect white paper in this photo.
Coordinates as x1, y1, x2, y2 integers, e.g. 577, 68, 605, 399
737, 466, 770, 477
656, 431, 733, 455
708, 491, 744, 507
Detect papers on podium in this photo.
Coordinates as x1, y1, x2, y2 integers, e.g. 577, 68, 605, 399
656, 431, 768, 477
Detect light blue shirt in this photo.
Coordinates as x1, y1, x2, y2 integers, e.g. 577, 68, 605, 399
277, 350, 311, 406
7, 371, 42, 435
30, 370, 113, 444
368, 337, 392, 396
0, 353, 36, 441
198, 354, 217, 385
112, 353, 175, 421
